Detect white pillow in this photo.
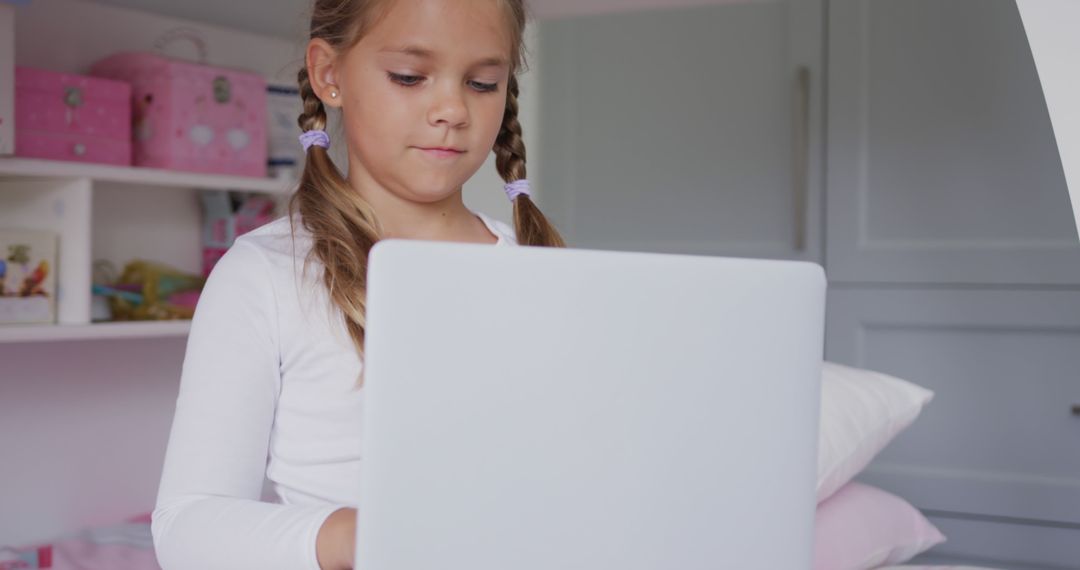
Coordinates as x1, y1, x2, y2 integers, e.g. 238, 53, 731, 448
817, 362, 934, 503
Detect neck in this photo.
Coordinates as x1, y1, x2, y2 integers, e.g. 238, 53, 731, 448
347, 164, 485, 243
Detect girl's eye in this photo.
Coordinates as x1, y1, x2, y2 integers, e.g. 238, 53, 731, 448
469, 81, 499, 93
388, 72, 498, 94
388, 72, 423, 87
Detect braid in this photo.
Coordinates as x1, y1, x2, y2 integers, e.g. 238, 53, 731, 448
296, 67, 328, 132
289, 62, 382, 377
494, 75, 527, 182
494, 75, 566, 248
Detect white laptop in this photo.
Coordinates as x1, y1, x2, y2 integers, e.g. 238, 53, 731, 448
355, 240, 826, 570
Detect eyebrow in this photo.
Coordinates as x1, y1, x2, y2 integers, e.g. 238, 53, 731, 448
378, 44, 509, 68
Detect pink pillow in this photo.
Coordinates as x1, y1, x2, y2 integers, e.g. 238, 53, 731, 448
814, 482, 946, 570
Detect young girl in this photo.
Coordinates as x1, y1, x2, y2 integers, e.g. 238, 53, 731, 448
151, 1, 563, 568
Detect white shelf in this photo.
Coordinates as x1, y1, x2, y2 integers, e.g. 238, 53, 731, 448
0, 320, 191, 343
0, 157, 294, 345
0, 157, 295, 194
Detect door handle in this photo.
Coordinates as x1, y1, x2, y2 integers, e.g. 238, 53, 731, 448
792, 66, 811, 252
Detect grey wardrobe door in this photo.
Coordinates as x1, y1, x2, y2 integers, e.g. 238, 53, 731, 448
826, 0, 1080, 285
537, 1, 824, 262
826, 287, 1080, 567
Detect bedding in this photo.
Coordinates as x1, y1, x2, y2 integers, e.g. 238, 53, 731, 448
0, 514, 159, 570
879, 566, 1002, 569
814, 482, 944, 569
818, 361, 935, 502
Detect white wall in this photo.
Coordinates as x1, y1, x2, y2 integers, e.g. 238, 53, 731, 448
1016, 0, 1080, 238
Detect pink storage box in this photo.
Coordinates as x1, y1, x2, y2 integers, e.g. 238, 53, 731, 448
91, 53, 268, 177
14, 66, 132, 165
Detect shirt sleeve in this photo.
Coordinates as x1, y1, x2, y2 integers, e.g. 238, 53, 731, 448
151, 239, 343, 570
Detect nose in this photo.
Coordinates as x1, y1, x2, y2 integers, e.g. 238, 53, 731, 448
427, 82, 470, 129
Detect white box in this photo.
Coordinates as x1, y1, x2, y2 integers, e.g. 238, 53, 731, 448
266, 84, 304, 179
0, 228, 58, 324
0, 4, 13, 156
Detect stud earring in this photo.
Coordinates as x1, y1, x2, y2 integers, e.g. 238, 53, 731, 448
330, 90, 338, 99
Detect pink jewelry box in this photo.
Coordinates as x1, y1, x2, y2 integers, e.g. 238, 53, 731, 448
14, 66, 132, 165
0, 7, 14, 156
91, 52, 268, 178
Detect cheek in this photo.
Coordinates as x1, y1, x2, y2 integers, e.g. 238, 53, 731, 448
478, 96, 507, 140
346, 88, 413, 150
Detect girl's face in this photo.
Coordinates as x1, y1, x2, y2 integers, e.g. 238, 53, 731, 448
321, 0, 513, 204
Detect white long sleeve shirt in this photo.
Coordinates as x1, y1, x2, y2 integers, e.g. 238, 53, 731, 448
152, 211, 517, 570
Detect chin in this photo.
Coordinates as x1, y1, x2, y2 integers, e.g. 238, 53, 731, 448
402, 185, 457, 204
406, 177, 464, 201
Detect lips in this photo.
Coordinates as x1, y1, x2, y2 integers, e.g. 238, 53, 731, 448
416, 146, 465, 159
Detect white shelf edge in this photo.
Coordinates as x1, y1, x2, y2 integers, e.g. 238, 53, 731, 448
0, 157, 296, 194
0, 320, 191, 343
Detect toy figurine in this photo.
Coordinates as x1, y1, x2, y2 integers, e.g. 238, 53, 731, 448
19, 260, 49, 297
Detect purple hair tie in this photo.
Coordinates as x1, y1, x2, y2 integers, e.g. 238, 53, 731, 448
504, 179, 531, 201
299, 130, 330, 152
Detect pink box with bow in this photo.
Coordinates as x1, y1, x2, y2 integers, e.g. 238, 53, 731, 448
91, 52, 268, 177
14, 66, 132, 165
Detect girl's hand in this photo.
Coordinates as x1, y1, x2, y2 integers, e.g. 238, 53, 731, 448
317, 507, 357, 570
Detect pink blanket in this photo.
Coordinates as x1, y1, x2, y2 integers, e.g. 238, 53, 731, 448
0, 514, 159, 570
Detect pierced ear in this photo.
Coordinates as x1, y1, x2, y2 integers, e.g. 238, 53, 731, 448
306, 38, 343, 108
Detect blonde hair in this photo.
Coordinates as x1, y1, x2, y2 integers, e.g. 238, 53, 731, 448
291, 0, 565, 361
